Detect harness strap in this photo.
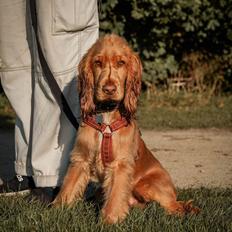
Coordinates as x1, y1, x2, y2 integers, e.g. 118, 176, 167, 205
83, 116, 128, 166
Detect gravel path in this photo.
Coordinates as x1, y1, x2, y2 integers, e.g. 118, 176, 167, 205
1, 128, 232, 188
142, 129, 232, 188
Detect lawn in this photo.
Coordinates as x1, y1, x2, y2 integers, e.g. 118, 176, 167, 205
0, 93, 231, 231
0, 188, 231, 231
137, 93, 232, 129
1, 92, 232, 130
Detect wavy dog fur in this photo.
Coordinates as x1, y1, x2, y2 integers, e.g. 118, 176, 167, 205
53, 34, 199, 224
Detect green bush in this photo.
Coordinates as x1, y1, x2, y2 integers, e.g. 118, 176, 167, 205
99, 0, 232, 92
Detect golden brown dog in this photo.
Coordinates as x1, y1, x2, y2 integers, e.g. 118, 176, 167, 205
53, 34, 199, 224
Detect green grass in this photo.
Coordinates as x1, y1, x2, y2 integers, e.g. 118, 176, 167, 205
0, 92, 232, 130
0, 188, 231, 231
0, 93, 231, 231
137, 93, 232, 129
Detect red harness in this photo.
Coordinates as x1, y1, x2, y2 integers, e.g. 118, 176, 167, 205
83, 116, 128, 167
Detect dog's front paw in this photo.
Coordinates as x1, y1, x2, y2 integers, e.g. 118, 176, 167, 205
101, 204, 129, 224
52, 191, 79, 207
52, 194, 69, 207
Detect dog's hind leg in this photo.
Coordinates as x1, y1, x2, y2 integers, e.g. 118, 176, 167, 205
133, 172, 200, 215
134, 137, 200, 215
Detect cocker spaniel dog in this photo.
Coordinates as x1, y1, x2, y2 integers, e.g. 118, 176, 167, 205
53, 34, 199, 223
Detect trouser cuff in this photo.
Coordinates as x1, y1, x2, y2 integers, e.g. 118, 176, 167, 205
33, 175, 60, 188
15, 161, 32, 176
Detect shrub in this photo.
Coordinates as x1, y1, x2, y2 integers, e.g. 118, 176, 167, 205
99, 0, 232, 93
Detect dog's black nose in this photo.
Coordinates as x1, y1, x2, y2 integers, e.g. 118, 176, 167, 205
102, 84, 117, 95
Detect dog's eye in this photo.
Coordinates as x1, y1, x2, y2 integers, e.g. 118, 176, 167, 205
94, 60, 102, 67
117, 60, 125, 67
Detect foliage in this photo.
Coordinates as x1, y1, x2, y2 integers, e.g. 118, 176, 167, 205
99, 0, 232, 92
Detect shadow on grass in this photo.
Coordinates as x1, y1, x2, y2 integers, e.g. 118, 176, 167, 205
0, 115, 15, 181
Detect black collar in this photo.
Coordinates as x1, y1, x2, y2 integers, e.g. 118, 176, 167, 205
95, 101, 120, 114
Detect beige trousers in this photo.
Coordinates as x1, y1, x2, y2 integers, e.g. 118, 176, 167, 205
0, 0, 99, 187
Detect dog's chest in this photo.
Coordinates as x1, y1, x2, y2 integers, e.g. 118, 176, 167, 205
89, 129, 108, 182
82, 116, 136, 182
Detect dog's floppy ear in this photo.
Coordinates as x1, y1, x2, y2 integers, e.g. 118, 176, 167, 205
78, 52, 95, 118
123, 52, 142, 119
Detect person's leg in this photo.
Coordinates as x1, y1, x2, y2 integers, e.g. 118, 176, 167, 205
0, 0, 35, 194
29, 0, 99, 188
0, 0, 99, 200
